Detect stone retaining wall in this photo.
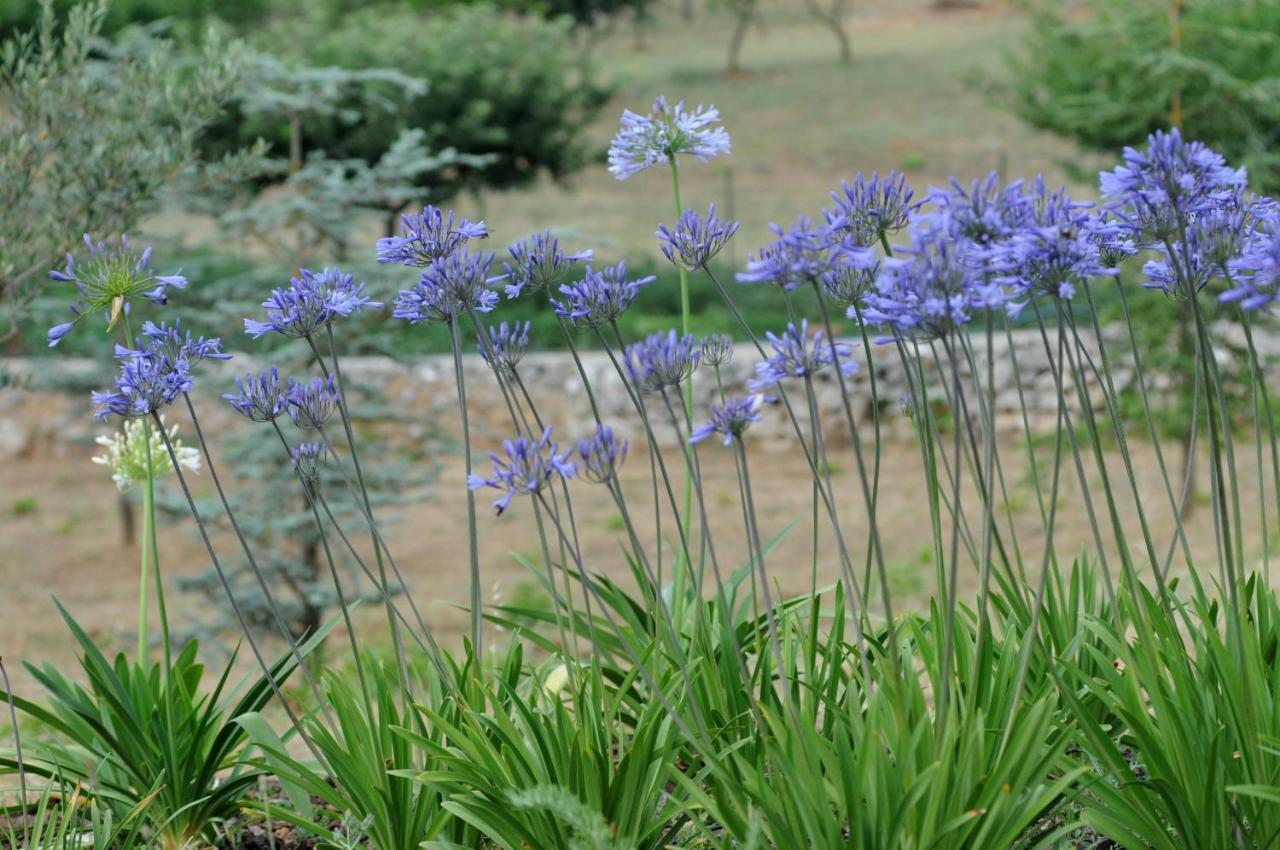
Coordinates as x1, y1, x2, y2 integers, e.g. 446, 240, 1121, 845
2, 322, 1272, 459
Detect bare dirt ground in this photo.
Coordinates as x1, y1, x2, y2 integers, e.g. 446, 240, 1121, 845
1, 424, 1267, 699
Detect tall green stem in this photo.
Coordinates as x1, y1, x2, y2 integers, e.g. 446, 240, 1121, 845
669, 160, 695, 589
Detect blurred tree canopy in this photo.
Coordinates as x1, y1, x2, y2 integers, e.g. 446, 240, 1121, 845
1008, 0, 1280, 191
201, 3, 612, 204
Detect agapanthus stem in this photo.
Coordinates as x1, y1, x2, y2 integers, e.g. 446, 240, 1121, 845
733, 438, 790, 710
181, 394, 333, 724
669, 158, 696, 594
447, 317, 484, 662
150, 411, 329, 769
121, 313, 167, 669
270, 420, 373, 708
314, 326, 410, 692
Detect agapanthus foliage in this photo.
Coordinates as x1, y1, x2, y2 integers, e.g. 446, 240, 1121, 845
825, 171, 915, 248
551, 263, 655, 328
479, 321, 531, 376
393, 250, 498, 324
47, 235, 187, 346
607, 96, 731, 180
576, 424, 629, 484
690, 393, 767, 446
245, 267, 381, 339
623, 330, 700, 394
93, 415, 200, 491
224, 367, 289, 422
377, 206, 488, 267
502, 231, 593, 299
747, 320, 857, 391
467, 426, 576, 515
657, 204, 739, 271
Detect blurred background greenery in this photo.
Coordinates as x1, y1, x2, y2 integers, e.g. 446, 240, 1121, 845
4, 0, 1280, 360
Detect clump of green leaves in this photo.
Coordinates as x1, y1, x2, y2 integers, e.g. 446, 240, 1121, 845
1008, 0, 1280, 192
0, 0, 258, 339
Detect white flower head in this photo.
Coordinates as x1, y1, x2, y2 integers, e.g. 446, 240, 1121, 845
93, 415, 200, 491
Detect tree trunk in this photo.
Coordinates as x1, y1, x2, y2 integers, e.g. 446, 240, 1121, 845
726, 2, 753, 74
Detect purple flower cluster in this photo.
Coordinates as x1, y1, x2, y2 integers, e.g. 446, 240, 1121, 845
577, 425, 628, 484
245, 267, 381, 339
608, 96, 731, 181
286, 376, 339, 431
48, 235, 188, 347
468, 426, 577, 515
393, 250, 498, 324
1100, 128, 1248, 243
291, 442, 326, 486
502, 231, 593, 299
552, 263, 655, 328
479, 321, 531, 375
701, 333, 734, 367
690, 394, 767, 446
747, 320, 857, 391
738, 215, 875, 293
224, 367, 289, 422
825, 171, 915, 248
861, 218, 1003, 339
657, 204, 739, 271
623, 330, 700, 394
377, 206, 488, 267
93, 326, 226, 420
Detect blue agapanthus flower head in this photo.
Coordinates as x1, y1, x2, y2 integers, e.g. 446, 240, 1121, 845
1223, 217, 1280, 310
224, 366, 289, 422
291, 442, 326, 487
47, 234, 187, 347
984, 183, 1114, 302
825, 171, 916, 248
928, 172, 1034, 247
1141, 192, 1276, 299
861, 217, 1003, 339
479, 320, 531, 375
690, 393, 768, 446
92, 334, 202, 421
737, 216, 875, 292
467, 426, 577, 515
377, 206, 488, 267
551, 262, 655, 328
1100, 129, 1248, 243
245, 267, 381, 339
502, 231, 593, 299
747, 319, 857, 392
286, 375, 339, 431
608, 95, 731, 180
118, 320, 232, 366
623, 330, 700, 394
700, 333, 734, 367
577, 424, 629, 484
393, 249, 498, 324
657, 204, 740, 271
